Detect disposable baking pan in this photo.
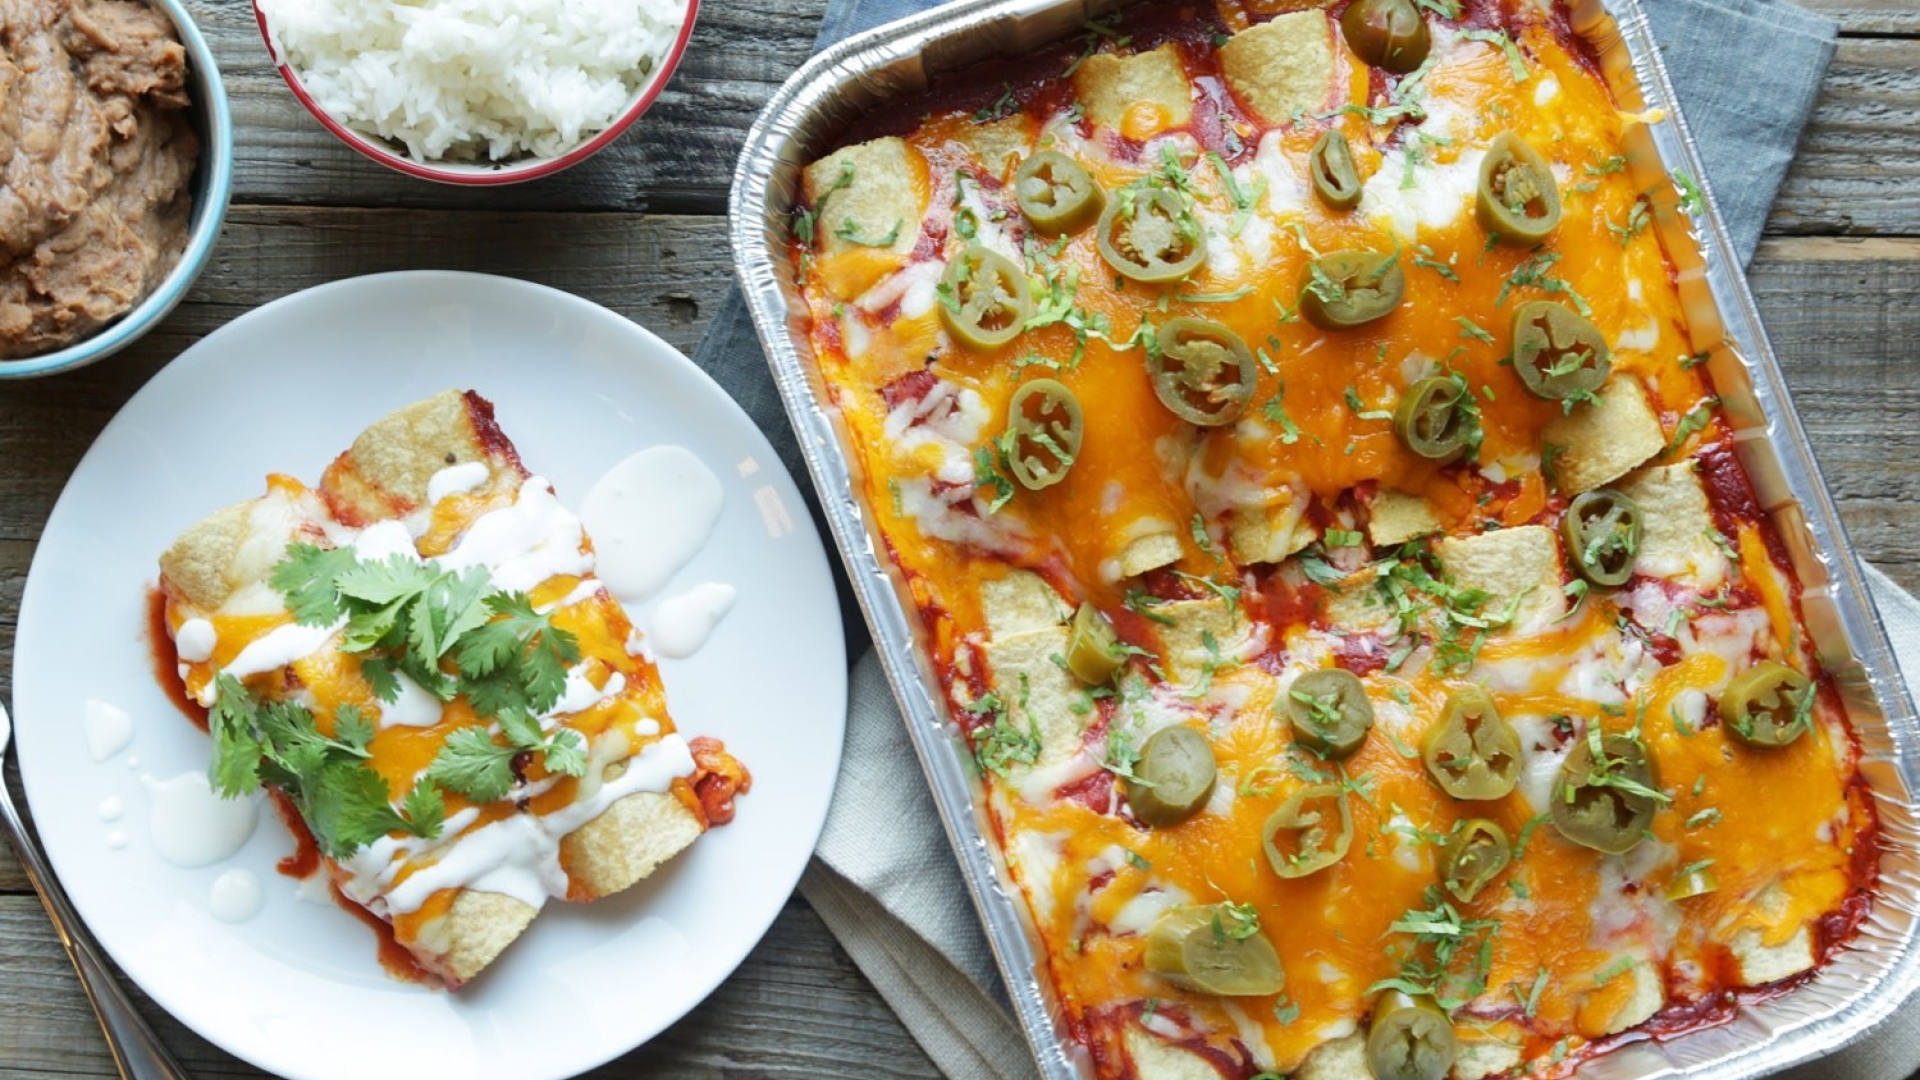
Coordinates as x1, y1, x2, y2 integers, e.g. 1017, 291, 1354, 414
729, 1, 1920, 1076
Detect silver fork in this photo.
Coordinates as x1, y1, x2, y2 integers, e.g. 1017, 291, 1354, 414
0, 699, 189, 1080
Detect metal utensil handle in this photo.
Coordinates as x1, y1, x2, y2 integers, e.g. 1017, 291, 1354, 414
0, 785, 190, 1080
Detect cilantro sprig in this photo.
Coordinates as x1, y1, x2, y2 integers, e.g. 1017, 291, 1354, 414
209, 674, 444, 858
215, 542, 598, 850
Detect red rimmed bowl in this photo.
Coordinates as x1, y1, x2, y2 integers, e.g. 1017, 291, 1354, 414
253, 0, 698, 185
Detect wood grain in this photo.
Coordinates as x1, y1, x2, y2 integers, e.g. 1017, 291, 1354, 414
1797, 0, 1920, 36
0, 895, 939, 1079
1770, 39, 1920, 238
2, 0, 1917, 1069
196, 0, 1920, 236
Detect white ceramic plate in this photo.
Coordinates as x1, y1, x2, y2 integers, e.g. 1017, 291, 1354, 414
11, 272, 846, 1080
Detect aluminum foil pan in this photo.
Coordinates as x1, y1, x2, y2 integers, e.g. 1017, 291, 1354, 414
730, 1, 1920, 1076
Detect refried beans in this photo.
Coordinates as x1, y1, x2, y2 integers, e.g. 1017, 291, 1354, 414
0, 0, 200, 360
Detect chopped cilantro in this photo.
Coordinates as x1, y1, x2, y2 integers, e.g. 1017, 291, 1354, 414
1454, 315, 1495, 343
1461, 29, 1529, 83
1674, 169, 1707, 215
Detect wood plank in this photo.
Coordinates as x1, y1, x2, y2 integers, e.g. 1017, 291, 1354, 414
197, 0, 1920, 237
1771, 39, 1920, 238
1, 215, 1916, 1073
201, 0, 825, 213
0, 893, 939, 1079
1747, 237, 1920, 585
1796, 0, 1920, 36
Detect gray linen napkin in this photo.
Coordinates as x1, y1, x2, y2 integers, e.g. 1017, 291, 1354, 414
687, 2, 1888, 1076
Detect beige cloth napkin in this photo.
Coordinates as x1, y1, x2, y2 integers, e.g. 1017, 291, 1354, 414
797, 569, 1920, 1079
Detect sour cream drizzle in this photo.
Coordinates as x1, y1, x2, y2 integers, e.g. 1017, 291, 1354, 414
650, 583, 736, 659
191, 449, 726, 919
340, 733, 695, 917
143, 771, 259, 868
579, 447, 723, 606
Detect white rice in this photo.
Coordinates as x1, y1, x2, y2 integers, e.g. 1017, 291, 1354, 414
259, 0, 685, 162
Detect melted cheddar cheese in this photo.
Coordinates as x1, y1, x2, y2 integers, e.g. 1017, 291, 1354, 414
790, 2, 1874, 1078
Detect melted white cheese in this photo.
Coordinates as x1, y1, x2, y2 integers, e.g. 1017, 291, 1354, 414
1362, 149, 1487, 239
1107, 886, 1187, 937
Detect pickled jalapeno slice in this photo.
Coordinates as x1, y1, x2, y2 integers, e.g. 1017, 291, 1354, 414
1341, 0, 1432, 74
1476, 133, 1562, 244
1720, 661, 1815, 749
1511, 301, 1610, 401
939, 245, 1034, 350
1004, 378, 1084, 491
1439, 818, 1510, 903
1286, 668, 1375, 759
1263, 783, 1353, 878
1124, 725, 1219, 827
1550, 731, 1664, 854
1562, 489, 1641, 587
1096, 185, 1206, 283
1065, 602, 1126, 685
1394, 375, 1475, 463
1422, 686, 1521, 801
1366, 990, 1457, 1080
1301, 250, 1405, 330
1015, 150, 1105, 235
1143, 904, 1286, 995
1665, 863, 1720, 901
1310, 130, 1364, 211
1148, 317, 1258, 427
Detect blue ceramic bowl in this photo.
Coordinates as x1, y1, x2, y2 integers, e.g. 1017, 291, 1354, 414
0, 0, 233, 379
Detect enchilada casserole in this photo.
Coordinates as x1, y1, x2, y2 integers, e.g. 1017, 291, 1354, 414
784, 1, 1877, 1077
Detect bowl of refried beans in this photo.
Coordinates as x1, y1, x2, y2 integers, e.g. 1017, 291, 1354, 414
0, 0, 231, 378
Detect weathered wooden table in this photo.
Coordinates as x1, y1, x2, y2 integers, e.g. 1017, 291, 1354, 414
2, 0, 1916, 1075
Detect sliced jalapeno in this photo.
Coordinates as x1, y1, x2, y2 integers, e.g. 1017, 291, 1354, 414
1097, 185, 1206, 283
1263, 783, 1353, 879
1511, 301, 1610, 401
1477, 133, 1561, 244
1015, 151, 1105, 235
1148, 317, 1258, 427
1551, 731, 1662, 854
1367, 990, 1456, 1080
1341, 0, 1432, 75
1563, 489, 1641, 587
1286, 668, 1375, 759
1665, 864, 1720, 901
1143, 904, 1286, 996
1422, 686, 1520, 801
1004, 378, 1084, 491
1310, 130, 1364, 211
1301, 250, 1405, 330
1066, 602, 1125, 685
1439, 818, 1510, 903
1720, 661, 1815, 749
1394, 375, 1475, 463
1125, 725, 1218, 827
939, 245, 1034, 350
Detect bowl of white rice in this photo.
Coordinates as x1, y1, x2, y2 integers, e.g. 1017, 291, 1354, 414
254, 0, 695, 183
